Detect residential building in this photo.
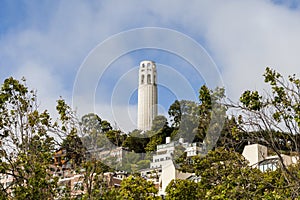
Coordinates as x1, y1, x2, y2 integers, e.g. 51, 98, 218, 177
158, 160, 193, 196
150, 137, 205, 168
242, 143, 298, 172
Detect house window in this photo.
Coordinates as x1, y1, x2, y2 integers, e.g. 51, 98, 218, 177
258, 159, 278, 172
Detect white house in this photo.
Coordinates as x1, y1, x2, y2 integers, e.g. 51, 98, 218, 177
158, 160, 192, 196
242, 143, 298, 172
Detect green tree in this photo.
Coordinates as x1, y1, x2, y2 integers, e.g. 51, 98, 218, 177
81, 160, 111, 200
230, 67, 300, 195
0, 77, 58, 199
118, 175, 160, 200
81, 113, 103, 135
61, 131, 86, 168
151, 115, 169, 133
122, 129, 149, 153
168, 100, 181, 128
192, 147, 299, 199
216, 116, 248, 153
169, 100, 200, 142
106, 130, 126, 147
136, 159, 151, 171
80, 113, 113, 149
145, 115, 172, 152
121, 151, 141, 172
168, 86, 226, 145
194, 148, 263, 199
197, 86, 226, 149
165, 179, 199, 200
56, 98, 88, 172
167, 148, 298, 199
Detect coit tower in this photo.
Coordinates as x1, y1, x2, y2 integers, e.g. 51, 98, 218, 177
137, 60, 158, 131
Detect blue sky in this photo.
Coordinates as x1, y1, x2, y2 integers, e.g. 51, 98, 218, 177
1, 0, 300, 131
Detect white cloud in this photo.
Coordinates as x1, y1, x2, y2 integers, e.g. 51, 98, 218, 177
147, 0, 300, 99
13, 62, 67, 119
202, 0, 300, 100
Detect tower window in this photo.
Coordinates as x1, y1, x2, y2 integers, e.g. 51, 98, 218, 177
141, 75, 145, 84
147, 63, 151, 67
147, 74, 151, 84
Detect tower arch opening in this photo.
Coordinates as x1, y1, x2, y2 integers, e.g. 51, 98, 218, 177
147, 74, 151, 84
141, 74, 145, 84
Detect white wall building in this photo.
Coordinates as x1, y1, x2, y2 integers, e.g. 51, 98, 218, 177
150, 137, 205, 168
150, 137, 176, 169
242, 143, 298, 172
158, 160, 192, 196
242, 143, 268, 167
137, 60, 158, 131
185, 142, 206, 157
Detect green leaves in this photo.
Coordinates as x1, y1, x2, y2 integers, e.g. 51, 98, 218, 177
238, 67, 300, 142
230, 67, 300, 197
199, 85, 212, 109
56, 99, 70, 122
264, 67, 282, 86
168, 100, 181, 128
0, 77, 58, 199
166, 179, 199, 200
119, 175, 160, 200
240, 90, 262, 111
61, 131, 86, 168
186, 148, 298, 199
262, 67, 300, 126
80, 160, 111, 199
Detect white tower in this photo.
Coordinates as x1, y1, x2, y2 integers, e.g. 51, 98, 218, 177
137, 60, 158, 131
